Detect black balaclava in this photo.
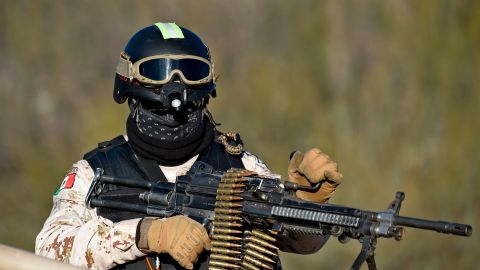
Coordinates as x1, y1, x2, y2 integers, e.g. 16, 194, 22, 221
126, 96, 214, 166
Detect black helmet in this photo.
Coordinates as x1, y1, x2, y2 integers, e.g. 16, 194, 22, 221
113, 22, 216, 106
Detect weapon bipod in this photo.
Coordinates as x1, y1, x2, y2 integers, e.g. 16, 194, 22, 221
350, 236, 377, 270
349, 192, 405, 270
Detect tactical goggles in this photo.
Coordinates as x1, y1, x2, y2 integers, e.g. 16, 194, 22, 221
116, 52, 214, 86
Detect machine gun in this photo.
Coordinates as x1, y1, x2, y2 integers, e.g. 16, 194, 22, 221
85, 162, 472, 270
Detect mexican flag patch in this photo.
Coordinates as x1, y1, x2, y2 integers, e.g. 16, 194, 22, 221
53, 168, 78, 195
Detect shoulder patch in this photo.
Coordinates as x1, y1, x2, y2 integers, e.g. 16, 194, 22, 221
53, 168, 78, 195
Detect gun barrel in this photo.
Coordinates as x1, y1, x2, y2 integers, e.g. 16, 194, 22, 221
100, 175, 151, 189
394, 216, 472, 236
90, 197, 172, 217
90, 197, 147, 213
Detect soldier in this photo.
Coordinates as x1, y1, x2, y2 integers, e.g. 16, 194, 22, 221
35, 23, 343, 269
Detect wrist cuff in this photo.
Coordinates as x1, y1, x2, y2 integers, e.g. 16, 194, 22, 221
136, 217, 159, 252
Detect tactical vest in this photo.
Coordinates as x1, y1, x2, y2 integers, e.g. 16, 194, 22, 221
83, 135, 244, 270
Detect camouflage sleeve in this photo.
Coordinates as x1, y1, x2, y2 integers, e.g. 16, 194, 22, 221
241, 151, 281, 179
35, 160, 144, 269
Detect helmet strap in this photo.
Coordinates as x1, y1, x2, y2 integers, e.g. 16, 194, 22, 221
205, 108, 221, 128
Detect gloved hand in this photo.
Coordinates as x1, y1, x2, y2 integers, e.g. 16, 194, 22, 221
288, 148, 343, 203
137, 215, 211, 269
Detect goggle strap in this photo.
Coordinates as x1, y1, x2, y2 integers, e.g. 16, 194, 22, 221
116, 57, 133, 81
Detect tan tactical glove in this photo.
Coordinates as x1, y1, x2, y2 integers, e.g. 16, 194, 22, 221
137, 215, 211, 269
288, 148, 343, 203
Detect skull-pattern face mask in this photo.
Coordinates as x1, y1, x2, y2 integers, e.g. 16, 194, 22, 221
129, 98, 205, 142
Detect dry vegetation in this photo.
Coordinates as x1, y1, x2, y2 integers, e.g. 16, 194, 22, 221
0, 1, 478, 269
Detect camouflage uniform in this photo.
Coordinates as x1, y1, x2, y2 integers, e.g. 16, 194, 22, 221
35, 152, 275, 270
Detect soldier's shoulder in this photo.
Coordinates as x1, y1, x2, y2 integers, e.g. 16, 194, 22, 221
53, 159, 95, 199
83, 135, 127, 160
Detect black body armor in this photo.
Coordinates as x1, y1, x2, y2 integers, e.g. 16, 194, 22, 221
83, 135, 244, 270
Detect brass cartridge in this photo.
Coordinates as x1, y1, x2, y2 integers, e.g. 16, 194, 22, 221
210, 247, 242, 255
213, 227, 243, 235
245, 249, 275, 264
243, 255, 273, 270
215, 208, 242, 215
217, 189, 244, 195
218, 183, 246, 189
246, 242, 277, 257
215, 195, 243, 201
210, 254, 241, 262
214, 214, 242, 221
247, 236, 278, 250
212, 234, 242, 241
211, 241, 242, 248
212, 221, 242, 228
209, 260, 240, 269
251, 229, 276, 242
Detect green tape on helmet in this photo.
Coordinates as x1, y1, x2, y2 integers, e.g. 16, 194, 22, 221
155, 22, 185, 39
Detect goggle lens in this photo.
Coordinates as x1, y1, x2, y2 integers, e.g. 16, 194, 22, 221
139, 58, 211, 82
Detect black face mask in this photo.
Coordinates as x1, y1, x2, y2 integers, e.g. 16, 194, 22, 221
131, 99, 205, 142
126, 96, 214, 166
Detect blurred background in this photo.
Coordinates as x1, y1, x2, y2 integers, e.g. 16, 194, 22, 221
0, 0, 478, 269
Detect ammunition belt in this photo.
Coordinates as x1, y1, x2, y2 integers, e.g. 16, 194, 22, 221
209, 169, 279, 270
